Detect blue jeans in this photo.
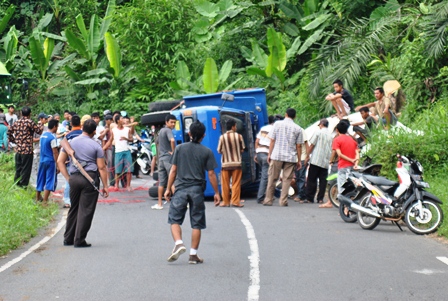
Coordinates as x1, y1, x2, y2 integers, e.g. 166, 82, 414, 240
256, 152, 269, 203
337, 167, 352, 196
295, 160, 306, 199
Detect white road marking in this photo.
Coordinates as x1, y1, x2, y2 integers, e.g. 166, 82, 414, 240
437, 256, 448, 266
234, 209, 260, 301
413, 269, 445, 275
0, 211, 67, 273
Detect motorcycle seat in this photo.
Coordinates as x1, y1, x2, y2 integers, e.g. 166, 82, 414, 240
356, 164, 382, 175
363, 174, 398, 186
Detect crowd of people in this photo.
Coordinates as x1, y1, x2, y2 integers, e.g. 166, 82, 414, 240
0, 78, 402, 259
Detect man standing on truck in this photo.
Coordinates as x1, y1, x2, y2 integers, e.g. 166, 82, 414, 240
217, 119, 245, 208
152, 114, 177, 210
262, 108, 303, 207
164, 120, 220, 264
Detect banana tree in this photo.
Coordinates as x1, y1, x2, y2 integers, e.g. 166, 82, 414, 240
170, 57, 240, 96
242, 28, 301, 90
279, 0, 335, 55
63, 0, 116, 98
64, 0, 115, 70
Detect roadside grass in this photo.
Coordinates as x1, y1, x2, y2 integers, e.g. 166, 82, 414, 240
426, 172, 448, 237
0, 153, 58, 257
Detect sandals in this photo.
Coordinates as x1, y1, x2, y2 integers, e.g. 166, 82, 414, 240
63, 204, 71, 209
299, 200, 313, 204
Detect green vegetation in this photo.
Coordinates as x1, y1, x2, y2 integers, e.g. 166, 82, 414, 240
0, 153, 58, 256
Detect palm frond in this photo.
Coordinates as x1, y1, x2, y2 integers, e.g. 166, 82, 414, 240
422, 1, 448, 58
308, 16, 399, 99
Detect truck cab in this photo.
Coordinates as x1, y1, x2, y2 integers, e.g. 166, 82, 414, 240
141, 88, 268, 197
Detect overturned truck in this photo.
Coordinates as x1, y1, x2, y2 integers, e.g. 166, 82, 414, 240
141, 89, 268, 198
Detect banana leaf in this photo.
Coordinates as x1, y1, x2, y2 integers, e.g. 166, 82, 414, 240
218, 60, 232, 84
75, 78, 110, 85
100, 0, 116, 39
266, 29, 286, 76
76, 14, 89, 42
203, 58, 219, 93
88, 15, 101, 58
65, 29, 89, 59
104, 32, 121, 78
28, 36, 46, 78
298, 28, 323, 55
64, 65, 81, 81
176, 61, 191, 90
0, 5, 15, 35
286, 36, 302, 59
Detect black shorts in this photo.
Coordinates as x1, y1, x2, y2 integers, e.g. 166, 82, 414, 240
168, 185, 206, 229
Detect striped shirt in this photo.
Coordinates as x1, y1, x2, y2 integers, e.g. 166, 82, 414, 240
309, 127, 332, 168
217, 130, 245, 170
269, 118, 303, 163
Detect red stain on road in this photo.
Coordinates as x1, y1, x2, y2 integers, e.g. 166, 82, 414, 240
98, 198, 120, 204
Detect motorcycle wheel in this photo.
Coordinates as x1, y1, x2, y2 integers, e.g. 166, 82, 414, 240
140, 154, 151, 175
357, 195, 381, 230
339, 202, 357, 223
328, 181, 339, 208
404, 199, 443, 235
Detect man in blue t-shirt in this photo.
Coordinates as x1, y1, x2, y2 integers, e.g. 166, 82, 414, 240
36, 119, 59, 204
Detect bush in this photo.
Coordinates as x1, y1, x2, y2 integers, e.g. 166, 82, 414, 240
0, 153, 58, 256
365, 99, 448, 178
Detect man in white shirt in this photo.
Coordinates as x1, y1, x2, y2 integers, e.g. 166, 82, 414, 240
5, 105, 18, 127
103, 114, 134, 191
254, 115, 274, 204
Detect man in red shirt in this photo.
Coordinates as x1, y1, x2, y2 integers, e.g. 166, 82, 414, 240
332, 121, 359, 197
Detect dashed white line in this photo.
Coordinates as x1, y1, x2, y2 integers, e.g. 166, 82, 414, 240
0, 211, 67, 273
234, 208, 260, 301
437, 256, 448, 266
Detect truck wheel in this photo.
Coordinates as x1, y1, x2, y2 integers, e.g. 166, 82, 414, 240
141, 111, 170, 126
149, 100, 181, 112
149, 185, 158, 198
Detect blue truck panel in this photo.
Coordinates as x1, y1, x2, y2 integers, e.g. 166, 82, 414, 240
143, 88, 268, 197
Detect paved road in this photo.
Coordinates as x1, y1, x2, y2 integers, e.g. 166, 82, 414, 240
1, 175, 448, 301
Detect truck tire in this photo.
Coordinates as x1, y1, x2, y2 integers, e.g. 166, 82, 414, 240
141, 111, 170, 126
149, 100, 181, 112
149, 185, 158, 198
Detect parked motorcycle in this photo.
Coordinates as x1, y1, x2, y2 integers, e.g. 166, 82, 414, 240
339, 155, 443, 235
327, 157, 382, 208
129, 128, 154, 175
336, 163, 383, 223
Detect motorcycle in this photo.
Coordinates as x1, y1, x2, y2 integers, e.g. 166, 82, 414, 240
336, 162, 383, 223
339, 154, 443, 235
327, 156, 382, 208
129, 128, 154, 175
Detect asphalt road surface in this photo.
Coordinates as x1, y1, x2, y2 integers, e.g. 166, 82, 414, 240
1, 174, 448, 301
